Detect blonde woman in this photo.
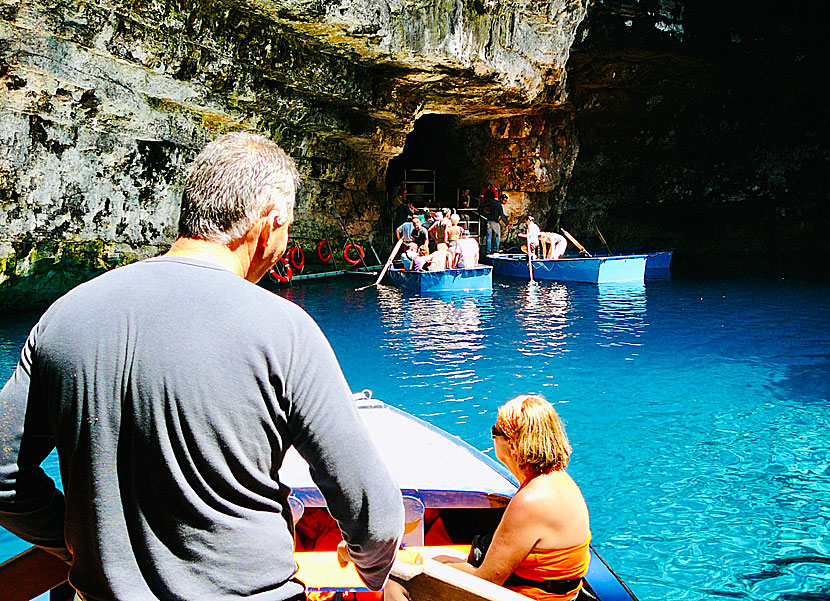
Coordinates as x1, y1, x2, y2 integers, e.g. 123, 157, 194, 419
413, 244, 431, 271
441, 395, 591, 600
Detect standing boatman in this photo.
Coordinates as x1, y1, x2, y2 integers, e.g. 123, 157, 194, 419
0, 131, 404, 601
519, 215, 542, 258
485, 192, 509, 254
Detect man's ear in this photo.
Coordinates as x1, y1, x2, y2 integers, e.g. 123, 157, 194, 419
255, 209, 279, 246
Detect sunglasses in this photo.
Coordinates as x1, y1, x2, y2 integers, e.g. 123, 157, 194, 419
491, 425, 507, 438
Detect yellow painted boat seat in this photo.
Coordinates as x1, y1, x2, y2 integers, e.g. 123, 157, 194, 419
295, 545, 471, 591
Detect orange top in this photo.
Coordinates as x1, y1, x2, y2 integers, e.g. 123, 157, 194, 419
507, 534, 592, 601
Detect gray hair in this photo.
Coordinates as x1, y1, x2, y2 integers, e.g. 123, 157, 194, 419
178, 131, 299, 244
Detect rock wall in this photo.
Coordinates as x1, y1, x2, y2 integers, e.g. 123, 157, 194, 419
563, 0, 828, 269
1, 0, 826, 309
1, 0, 587, 308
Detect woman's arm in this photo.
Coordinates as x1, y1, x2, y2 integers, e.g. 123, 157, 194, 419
447, 494, 542, 585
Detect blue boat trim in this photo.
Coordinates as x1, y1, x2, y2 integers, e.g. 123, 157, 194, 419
487, 254, 648, 283
591, 250, 673, 274
387, 266, 493, 292
586, 547, 641, 601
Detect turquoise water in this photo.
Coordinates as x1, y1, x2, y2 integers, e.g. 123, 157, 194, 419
2, 274, 829, 600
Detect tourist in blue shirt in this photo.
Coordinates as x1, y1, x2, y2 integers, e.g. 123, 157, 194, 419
396, 216, 424, 244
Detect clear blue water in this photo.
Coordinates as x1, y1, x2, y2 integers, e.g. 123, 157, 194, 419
2, 274, 829, 600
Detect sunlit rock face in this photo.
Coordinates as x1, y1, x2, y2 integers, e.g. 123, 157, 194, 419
563, 1, 827, 267
1, 0, 825, 308
0, 0, 587, 307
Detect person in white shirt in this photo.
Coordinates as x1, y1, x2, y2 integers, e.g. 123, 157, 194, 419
427, 243, 451, 272
453, 230, 480, 268
540, 231, 568, 259
520, 216, 542, 258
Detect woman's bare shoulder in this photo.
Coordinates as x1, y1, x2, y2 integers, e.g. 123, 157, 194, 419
515, 473, 586, 516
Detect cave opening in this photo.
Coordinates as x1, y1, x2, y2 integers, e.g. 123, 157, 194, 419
385, 114, 476, 210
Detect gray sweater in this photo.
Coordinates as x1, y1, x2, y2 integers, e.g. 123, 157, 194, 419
0, 257, 403, 600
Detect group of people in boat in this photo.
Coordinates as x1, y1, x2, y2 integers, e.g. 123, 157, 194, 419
395, 209, 481, 270
393, 182, 570, 261
0, 131, 590, 601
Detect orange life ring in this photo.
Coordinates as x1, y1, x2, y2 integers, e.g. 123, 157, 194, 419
288, 246, 305, 271
343, 243, 364, 265
317, 240, 332, 263
269, 256, 293, 283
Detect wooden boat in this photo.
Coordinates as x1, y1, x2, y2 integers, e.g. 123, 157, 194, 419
486, 253, 647, 284
0, 391, 639, 601
387, 266, 493, 292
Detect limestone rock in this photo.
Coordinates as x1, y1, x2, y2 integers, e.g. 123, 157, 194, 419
1, 0, 587, 307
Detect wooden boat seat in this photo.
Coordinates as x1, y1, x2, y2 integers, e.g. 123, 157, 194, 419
295, 546, 534, 601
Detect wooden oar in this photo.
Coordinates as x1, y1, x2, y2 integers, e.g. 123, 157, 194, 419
527, 243, 534, 282
561, 229, 592, 257
356, 237, 404, 291
595, 225, 613, 256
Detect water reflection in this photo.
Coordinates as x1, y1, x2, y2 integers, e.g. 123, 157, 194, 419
596, 282, 647, 342
375, 286, 493, 390
514, 281, 572, 358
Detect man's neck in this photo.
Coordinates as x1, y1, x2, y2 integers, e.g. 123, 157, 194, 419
164, 237, 248, 278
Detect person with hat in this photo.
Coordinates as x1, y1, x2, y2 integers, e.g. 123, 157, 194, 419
401, 242, 419, 269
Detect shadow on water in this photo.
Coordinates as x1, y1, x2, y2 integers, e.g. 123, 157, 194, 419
735, 555, 830, 601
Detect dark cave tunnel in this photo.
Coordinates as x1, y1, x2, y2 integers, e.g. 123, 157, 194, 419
385, 114, 479, 211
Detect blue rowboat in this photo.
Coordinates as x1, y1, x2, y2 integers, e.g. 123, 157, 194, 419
644, 250, 673, 273
387, 266, 493, 292
281, 391, 639, 601
594, 250, 673, 274
488, 253, 647, 284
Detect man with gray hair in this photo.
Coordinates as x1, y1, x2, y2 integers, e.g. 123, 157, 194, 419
0, 131, 404, 600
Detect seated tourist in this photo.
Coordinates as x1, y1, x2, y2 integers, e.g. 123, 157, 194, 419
453, 230, 480, 268
413, 244, 431, 271
438, 395, 591, 601
401, 242, 419, 270
427, 242, 451, 272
